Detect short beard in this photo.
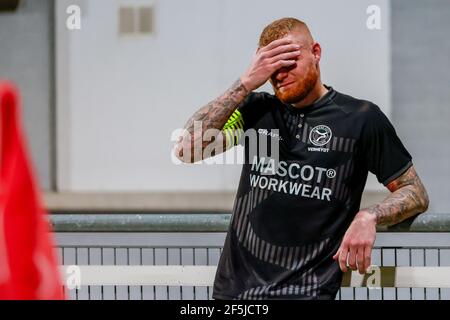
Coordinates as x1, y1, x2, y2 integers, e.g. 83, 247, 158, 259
274, 65, 319, 104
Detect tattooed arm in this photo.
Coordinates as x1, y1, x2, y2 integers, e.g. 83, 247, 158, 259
174, 79, 250, 163
334, 166, 429, 274
363, 166, 429, 226
174, 36, 301, 163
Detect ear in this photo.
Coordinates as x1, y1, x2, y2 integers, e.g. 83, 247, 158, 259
311, 42, 322, 62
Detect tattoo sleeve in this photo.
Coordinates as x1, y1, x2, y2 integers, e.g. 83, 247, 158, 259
175, 79, 250, 163
363, 166, 430, 226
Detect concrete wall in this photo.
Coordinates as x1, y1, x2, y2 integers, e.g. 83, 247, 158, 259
0, 0, 54, 190
391, 0, 450, 213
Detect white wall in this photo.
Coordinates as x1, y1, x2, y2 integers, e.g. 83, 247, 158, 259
391, 0, 450, 213
56, 0, 390, 192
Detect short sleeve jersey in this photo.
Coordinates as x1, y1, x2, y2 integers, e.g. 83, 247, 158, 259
212, 86, 412, 300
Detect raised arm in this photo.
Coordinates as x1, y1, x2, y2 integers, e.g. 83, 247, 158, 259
174, 37, 301, 163
333, 165, 429, 274
174, 79, 250, 163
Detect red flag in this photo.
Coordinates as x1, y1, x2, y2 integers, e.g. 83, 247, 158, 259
0, 81, 65, 300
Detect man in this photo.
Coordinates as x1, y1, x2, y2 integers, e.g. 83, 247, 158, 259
174, 18, 429, 300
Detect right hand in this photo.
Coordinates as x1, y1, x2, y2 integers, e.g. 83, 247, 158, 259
240, 37, 301, 92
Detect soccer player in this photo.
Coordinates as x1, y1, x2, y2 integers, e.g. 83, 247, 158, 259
174, 17, 429, 300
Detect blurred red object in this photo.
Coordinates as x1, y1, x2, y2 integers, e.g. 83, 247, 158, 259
0, 81, 64, 300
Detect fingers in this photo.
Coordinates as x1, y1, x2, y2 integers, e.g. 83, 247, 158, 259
364, 245, 373, 273
260, 37, 294, 52
347, 245, 372, 274
264, 43, 301, 59
357, 247, 365, 274
241, 37, 300, 91
260, 45, 300, 73
269, 51, 301, 64
335, 244, 373, 275
348, 246, 357, 271
332, 249, 340, 261
338, 246, 349, 273
271, 59, 297, 70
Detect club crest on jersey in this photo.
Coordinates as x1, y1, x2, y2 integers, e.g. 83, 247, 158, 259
308, 125, 332, 153
309, 125, 332, 146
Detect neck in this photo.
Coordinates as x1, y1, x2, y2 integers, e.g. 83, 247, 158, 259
291, 81, 329, 108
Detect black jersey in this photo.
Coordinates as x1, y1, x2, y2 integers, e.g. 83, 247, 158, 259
212, 86, 412, 300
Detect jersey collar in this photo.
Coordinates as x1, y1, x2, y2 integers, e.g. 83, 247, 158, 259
284, 85, 336, 113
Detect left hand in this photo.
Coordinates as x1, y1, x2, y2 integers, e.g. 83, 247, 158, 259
332, 211, 377, 274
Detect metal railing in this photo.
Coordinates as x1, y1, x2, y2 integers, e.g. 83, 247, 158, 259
50, 213, 450, 233
51, 213, 450, 300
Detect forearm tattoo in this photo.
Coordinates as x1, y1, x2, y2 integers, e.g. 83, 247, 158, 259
177, 79, 249, 161
184, 79, 249, 133
363, 166, 429, 226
